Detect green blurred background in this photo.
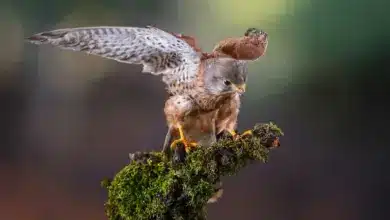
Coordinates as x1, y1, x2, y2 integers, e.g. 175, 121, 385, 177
0, 0, 389, 219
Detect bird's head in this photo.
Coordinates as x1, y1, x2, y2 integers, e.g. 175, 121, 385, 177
203, 58, 248, 96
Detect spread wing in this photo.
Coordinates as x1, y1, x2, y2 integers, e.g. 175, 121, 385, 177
26, 26, 201, 84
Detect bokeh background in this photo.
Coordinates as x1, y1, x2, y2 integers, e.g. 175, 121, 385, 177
1, 0, 389, 219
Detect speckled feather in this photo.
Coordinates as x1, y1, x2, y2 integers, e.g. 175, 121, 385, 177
27, 26, 201, 95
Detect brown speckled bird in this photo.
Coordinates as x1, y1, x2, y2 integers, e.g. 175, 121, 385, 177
26, 26, 268, 155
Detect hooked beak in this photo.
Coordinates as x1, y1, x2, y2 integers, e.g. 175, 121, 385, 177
233, 84, 246, 94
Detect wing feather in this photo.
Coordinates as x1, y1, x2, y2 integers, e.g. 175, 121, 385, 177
26, 26, 200, 84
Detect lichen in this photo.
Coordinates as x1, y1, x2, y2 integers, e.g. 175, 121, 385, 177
102, 122, 283, 220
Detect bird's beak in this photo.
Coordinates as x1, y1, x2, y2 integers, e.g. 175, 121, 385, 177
233, 84, 246, 94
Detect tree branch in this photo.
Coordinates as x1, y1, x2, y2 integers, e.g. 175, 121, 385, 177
102, 122, 283, 220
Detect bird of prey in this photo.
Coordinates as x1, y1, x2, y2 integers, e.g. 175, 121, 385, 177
26, 26, 268, 155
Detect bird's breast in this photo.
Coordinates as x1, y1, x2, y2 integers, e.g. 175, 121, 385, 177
181, 109, 218, 147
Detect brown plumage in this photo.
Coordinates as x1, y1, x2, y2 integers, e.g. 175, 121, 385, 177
212, 28, 268, 60
162, 28, 268, 151
163, 58, 247, 149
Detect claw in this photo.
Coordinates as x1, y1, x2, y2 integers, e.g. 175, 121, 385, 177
170, 125, 198, 153
170, 139, 197, 152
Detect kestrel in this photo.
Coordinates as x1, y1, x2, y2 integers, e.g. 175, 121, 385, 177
26, 25, 268, 155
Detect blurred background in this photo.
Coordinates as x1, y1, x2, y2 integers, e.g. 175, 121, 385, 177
0, 0, 389, 219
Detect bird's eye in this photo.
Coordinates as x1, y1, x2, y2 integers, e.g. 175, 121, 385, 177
224, 80, 232, 86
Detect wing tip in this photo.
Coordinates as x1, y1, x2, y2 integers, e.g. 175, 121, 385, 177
25, 29, 69, 45
25, 34, 48, 44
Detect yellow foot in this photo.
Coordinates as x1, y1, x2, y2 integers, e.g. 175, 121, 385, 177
170, 138, 198, 153
228, 129, 253, 141
170, 124, 198, 153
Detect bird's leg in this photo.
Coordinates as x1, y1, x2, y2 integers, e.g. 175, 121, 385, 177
170, 124, 198, 153
162, 126, 174, 156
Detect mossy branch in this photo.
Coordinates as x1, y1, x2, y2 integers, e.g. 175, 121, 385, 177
102, 122, 283, 220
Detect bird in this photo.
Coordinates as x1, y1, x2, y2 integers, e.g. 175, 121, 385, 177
26, 25, 268, 155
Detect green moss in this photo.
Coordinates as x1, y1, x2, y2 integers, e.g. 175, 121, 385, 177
103, 122, 283, 220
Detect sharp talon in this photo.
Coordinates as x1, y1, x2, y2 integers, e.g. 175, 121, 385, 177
170, 125, 198, 154
170, 139, 197, 152
170, 125, 198, 152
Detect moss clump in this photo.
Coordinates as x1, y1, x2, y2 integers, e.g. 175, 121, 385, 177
102, 122, 283, 220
